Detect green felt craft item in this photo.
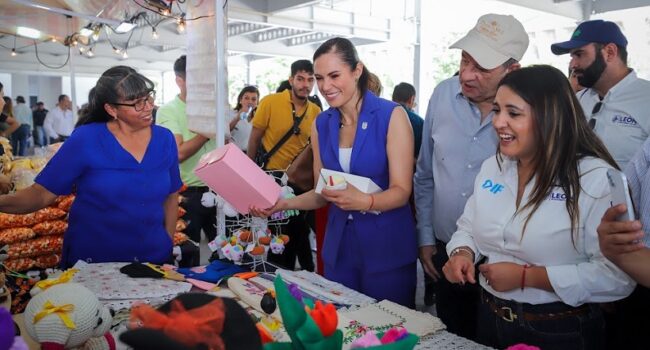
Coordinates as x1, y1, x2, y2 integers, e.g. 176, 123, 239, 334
264, 276, 343, 350
368, 333, 419, 350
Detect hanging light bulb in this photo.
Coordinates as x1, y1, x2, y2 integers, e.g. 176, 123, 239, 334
78, 46, 86, 53
87, 47, 94, 57
113, 46, 121, 54
50, 37, 58, 43
177, 18, 186, 33
161, 8, 170, 16
92, 26, 101, 41
152, 27, 159, 39
122, 51, 128, 59
11, 48, 17, 57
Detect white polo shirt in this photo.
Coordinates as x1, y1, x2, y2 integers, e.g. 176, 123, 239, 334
578, 70, 650, 170
44, 106, 75, 138
447, 155, 635, 307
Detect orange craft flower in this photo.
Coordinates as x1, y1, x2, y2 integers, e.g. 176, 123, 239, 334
309, 300, 338, 337
130, 299, 226, 350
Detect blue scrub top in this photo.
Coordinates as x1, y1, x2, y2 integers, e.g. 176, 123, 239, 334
35, 122, 183, 267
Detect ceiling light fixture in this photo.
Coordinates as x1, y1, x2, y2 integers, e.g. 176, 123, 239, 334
92, 26, 101, 41
11, 36, 17, 56
151, 27, 159, 39
79, 24, 94, 37
122, 51, 128, 59
176, 17, 186, 33
86, 47, 94, 57
16, 26, 41, 39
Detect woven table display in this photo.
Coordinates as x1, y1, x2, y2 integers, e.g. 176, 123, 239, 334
275, 269, 376, 306
337, 300, 446, 348
70, 261, 192, 311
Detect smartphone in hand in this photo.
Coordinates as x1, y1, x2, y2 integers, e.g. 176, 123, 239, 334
606, 169, 636, 222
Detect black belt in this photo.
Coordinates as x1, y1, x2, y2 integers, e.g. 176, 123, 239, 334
481, 289, 592, 322
183, 186, 209, 193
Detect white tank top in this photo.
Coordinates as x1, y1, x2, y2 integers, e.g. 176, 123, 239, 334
339, 148, 352, 173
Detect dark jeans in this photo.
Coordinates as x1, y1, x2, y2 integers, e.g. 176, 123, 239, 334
267, 209, 315, 271
478, 289, 605, 350
266, 180, 314, 272
10, 124, 30, 156
181, 187, 217, 245
604, 284, 650, 349
430, 239, 479, 340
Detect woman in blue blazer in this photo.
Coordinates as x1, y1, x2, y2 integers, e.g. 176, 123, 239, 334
252, 37, 417, 307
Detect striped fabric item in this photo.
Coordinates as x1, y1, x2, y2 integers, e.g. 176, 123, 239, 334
624, 138, 650, 247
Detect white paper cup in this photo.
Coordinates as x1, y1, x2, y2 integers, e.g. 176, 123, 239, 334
324, 181, 347, 191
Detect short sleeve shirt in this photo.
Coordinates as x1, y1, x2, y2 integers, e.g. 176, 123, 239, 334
35, 123, 182, 267
156, 95, 217, 186
252, 89, 320, 170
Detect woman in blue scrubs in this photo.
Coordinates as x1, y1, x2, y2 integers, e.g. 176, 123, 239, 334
0, 66, 182, 267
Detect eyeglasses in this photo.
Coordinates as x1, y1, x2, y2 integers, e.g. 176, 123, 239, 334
588, 101, 603, 130
112, 91, 156, 112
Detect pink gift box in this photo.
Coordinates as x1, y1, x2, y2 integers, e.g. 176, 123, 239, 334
194, 143, 281, 214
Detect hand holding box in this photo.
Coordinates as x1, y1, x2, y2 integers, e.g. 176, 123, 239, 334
194, 143, 281, 214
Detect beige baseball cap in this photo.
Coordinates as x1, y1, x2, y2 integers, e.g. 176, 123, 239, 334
450, 14, 529, 70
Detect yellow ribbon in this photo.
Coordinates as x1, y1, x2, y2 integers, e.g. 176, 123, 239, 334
33, 301, 76, 329
34, 269, 79, 291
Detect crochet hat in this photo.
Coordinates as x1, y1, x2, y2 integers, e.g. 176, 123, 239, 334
120, 293, 262, 350
450, 13, 529, 69
551, 20, 628, 55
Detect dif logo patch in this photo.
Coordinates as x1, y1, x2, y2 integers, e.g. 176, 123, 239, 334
482, 179, 504, 194
612, 115, 638, 126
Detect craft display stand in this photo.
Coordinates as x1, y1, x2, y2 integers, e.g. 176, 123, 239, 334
219, 171, 292, 273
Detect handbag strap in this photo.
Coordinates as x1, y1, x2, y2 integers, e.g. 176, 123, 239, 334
262, 102, 308, 165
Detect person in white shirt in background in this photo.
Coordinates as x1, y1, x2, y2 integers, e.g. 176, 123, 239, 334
44, 94, 75, 142
227, 85, 259, 152
443, 65, 634, 350
12, 96, 33, 156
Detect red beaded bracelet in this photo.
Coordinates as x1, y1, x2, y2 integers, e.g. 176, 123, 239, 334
521, 264, 530, 291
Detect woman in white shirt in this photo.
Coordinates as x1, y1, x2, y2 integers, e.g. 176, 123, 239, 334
228, 86, 259, 152
443, 65, 634, 350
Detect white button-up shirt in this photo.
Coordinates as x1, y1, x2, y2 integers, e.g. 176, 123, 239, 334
625, 138, 650, 246
447, 155, 635, 306
44, 106, 75, 139
578, 70, 650, 169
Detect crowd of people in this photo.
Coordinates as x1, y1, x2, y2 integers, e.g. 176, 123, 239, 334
0, 92, 76, 157
0, 12, 649, 350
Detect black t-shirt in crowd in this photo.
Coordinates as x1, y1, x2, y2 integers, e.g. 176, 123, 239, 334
0, 113, 7, 123
32, 109, 48, 126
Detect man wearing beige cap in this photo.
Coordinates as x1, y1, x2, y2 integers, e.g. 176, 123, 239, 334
414, 13, 528, 339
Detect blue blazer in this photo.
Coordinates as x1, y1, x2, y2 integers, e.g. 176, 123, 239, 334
317, 91, 417, 273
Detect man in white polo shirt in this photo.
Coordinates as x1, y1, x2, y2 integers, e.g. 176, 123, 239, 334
44, 94, 75, 142
552, 20, 650, 169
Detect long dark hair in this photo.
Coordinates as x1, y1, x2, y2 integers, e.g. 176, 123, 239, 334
313, 37, 369, 101
497, 65, 618, 240
76, 66, 154, 127
233, 85, 259, 112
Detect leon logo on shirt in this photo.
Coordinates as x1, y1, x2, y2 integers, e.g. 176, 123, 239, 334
482, 179, 504, 194
611, 115, 638, 127
548, 192, 567, 201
